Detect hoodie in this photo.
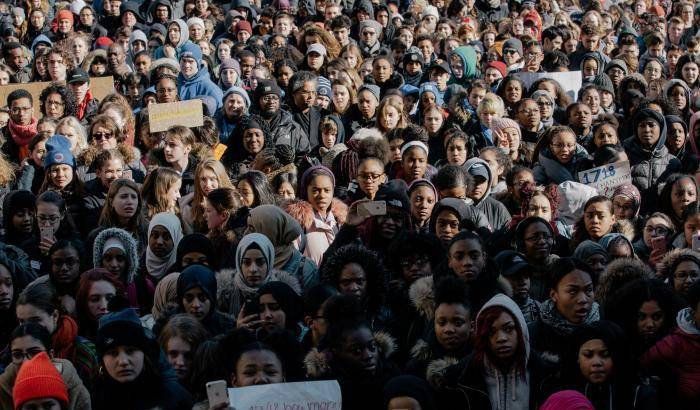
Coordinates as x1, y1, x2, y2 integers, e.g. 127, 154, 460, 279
687, 111, 700, 158
178, 61, 224, 110
448, 46, 478, 86
464, 158, 512, 230
622, 108, 681, 215
429, 197, 492, 242
153, 19, 190, 59
532, 144, 590, 185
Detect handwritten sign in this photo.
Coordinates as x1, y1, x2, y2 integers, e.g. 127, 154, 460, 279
0, 77, 115, 113
228, 381, 341, 410
515, 70, 583, 101
148, 99, 203, 132
577, 161, 632, 197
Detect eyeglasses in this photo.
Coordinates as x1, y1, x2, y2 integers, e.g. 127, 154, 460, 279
92, 132, 114, 141
11, 348, 46, 363
503, 49, 518, 55
46, 100, 64, 107
362, 31, 376, 37
262, 95, 279, 102
537, 101, 553, 107
644, 226, 669, 236
524, 233, 553, 242
357, 172, 384, 182
551, 143, 576, 150
519, 108, 539, 115
37, 214, 61, 223
400, 255, 429, 268
674, 271, 700, 281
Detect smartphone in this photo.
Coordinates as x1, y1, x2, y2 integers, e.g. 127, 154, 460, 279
121, 169, 133, 180
357, 201, 387, 218
40, 225, 54, 241
206, 380, 228, 407
651, 236, 667, 254
692, 233, 700, 252
243, 296, 260, 317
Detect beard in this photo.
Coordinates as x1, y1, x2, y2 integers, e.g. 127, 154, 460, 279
260, 108, 276, 119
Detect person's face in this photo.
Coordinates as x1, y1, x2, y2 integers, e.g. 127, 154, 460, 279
49, 164, 73, 190
325, 5, 341, 20
0, 265, 13, 310
108, 46, 126, 70
468, 175, 488, 201
43, 93, 65, 120
372, 59, 392, 83
163, 336, 192, 381
102, 247, 127, 277
682, 63, 699, 84
423, 109, 443, 133
149, 225, 173, 259
237, 180, 255, 207
467, 88, 486, 110
155, 5, 169, 21
668, 87, 687, 113
526, 194, 552, 221
361, 26, 378, 45
683, 213, 700, 248
478, 110, 498, 129
434, 303, 470, 352
181, 251, 208, 267
484, 67, 503, 86
87, 280, 116, 321
666, 122, 685, 155
163, 135, 191, 164
180, 56, 198, 78
233, 349, 284, 386
375, 207, 404, 240
90, 125, 117, 150
584, 201, 616, 240
388, 138, 404, 162
544, 35, 563, 52
636, 118, 661, 149
241, 247, 268, 287
260, 293, 286, 332
594, 123, 618, 148
167, 23, 181, 45
197, 169, 218, 197
189, 24, 205, 42
50, 246, 80, 285
8, 48, 26, 70
380, 105, 401, 130
11, 205, 34, 236
582, 33, 600, 51
338, 262, 367, 298
402, 148, 428, 182
259, 93, 280, 117
204, 198, 227, 230
307, 174, 333, 215
522, 221, 553, 261
637, 299, 664, 342
503, 47, 521, 66
10, 97, 33, 125
673, 260, 700, 294
582, 59, 598, 78
504, 81, 522, 104
57, 17, 72, 34
293, 81, 317, 112
357, 91, 378, 119
276, 181, 295, 200
446, 138, 467, 165
430, 69, 450, 89
570, 105, 592, 130
360, 61, 373, 78
606, 67, 624, 87
103, 346, 145, 383
335, 327, 378, 376
487, 310, 519, 362
517, 100, 540, 130
112, 185, 138, 221
643, 61, 662, 82
410, 185, 435, 226
448, 238, 485, 281
551, 269, 594, 324
578, 338, 613, 384
642, 216, 670, 246
156, 78, 178, 103
134, 55, 151, 75
31, 10, 45, 27
671, 178, 697, 218
182, 286, 211, 320
16, 303, 58, 334
356, 159, 385, 199
550, 131, 577, 164
36, 201, 62, 233
10, 334, 47, 368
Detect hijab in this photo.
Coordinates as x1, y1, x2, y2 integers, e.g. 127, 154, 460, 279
248, 205, 303, 269
146, 213, 183, 280
234, 233, 275, 291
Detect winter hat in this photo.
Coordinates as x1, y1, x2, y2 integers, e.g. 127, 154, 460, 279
572, 240, 608, 261
515, 216, 554, 252
179, 42, 202, 64
56, 9, 73, 24
399, 84, 419, 96
666, 115, 688, 134
502, 38, 523, 56
94, 36, 113, 50
235, 20, 252, 35
403, 49, 424, 66
375, 179, 410, 214
383, 375, 435, 410
175, 233, 215, 270
255, 79, 282, 101
102, 237, 126, 254
358, 19, 382, 35
490, 117, 521, 139
69, 0, 87, 15
540, 390, 594, 410
591, 73, 615, 95
153, 57, 180, 74
633, 108, 666, 141
484, 60, 507, 78
96, 308, 153, 357
219, 58, 241, 76
43, 135, 75, 169
317, 76, 332, 99
306, 43, 326, 57
13, 352, 68, 410
3, 190, 36, 228
408, 178, 437, 199
421, 5, 439, 19
12, 7, 25, 22
358, 84, 380, 103
224, 86, 251, 108
300, 165, 335, 201
121, 1, 143, 20
150, 23, 167, 38
418, 82, 443, 106
177, 264, 218, 308
611, 184, 641, 217
186, 17, 205, 29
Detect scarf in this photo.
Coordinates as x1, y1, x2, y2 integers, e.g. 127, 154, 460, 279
677, 307, 700, 336
76, 89, 94, 120
152, 272, 180, 320
146, 213, 183, 281
52, 315, 78, 360
539, 299, 600, 336
8, 117, 37, 160
248, 205, 303, 269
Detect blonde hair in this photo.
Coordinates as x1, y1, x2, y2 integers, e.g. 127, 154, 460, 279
192, 158, 234, 231
477, 93, 505, 117
340, 43, 363, 70
376, 97, 408, 133
0, 154, 15, 187
56, 116, 89, 155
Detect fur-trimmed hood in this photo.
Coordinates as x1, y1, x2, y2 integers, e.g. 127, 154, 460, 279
410, 276, 435, 321
92, 227, 140, 285
304, 331, 396, 378
447, 89, 474, 127
596, 257, 654, 307
78, 143, 140, 169
425, 356, 460, 390
612, 219, 636, 242
657, 248, 700, 280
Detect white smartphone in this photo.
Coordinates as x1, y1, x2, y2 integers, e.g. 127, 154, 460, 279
692, 233, 700, 252
40, 225, 54, 241
206, 380, 229, 407
357, 201, 387, 218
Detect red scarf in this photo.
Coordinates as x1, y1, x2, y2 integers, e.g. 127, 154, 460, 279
8, 117, 38, 160
76, 89, 93, 120
51, 315, 79, 360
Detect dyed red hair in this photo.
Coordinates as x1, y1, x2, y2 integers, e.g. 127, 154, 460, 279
474, 306, 527, 378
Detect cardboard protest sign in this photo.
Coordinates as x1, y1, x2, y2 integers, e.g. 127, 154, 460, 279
0, 77, 115, 112
577, 161, 632, 197
515, 71, 582, 101
227, 380, 341, 410
148, 100, 204, 132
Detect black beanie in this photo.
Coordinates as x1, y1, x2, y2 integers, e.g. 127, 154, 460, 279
176, 234, 216, 270
375, 179, 410, 214
2, 190, 36, 228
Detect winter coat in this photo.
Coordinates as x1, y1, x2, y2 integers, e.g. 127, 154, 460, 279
305, 331, 401, 410
342, 104, 376, 136
464, 158, 511, 230
292, 105, 322, 149
216, 267, 301, 318
304, 209, 340, 266
76, 144, 147, 183
448, 46, 478, 86
641, 308, 700, 410
430, 294, 556, 410
267, 109, 311, 157
429, 197, 492, 240
82, 178, 109, 229
178, 66, 224, 111
0, 358, 91, 410
16, 160, 44, 194
532, 145, 590, 185
622, 111, 681, 216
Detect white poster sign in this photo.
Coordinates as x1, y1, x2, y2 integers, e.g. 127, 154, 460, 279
228, 380, 342, 410
577, 161, 632, 197
515, 70, 583, 101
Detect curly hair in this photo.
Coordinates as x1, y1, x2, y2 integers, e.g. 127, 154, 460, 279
39, 83, 77, 118
519, 184, 561, 220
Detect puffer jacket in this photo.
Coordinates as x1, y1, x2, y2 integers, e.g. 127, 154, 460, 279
268, 109, 311, 157
532, 144, 590, 185
622, 109, 681, 215
464, 158, 512, 231
178, 65, 224, 111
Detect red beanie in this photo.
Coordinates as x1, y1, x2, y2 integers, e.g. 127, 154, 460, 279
56, 9, 74, 24
13, 352, 69, 410
235, 20, 252, 35
94, 36, 114, 50
484, 61, 507, 78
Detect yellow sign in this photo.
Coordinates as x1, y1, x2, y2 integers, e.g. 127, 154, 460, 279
148, 100, 204, 132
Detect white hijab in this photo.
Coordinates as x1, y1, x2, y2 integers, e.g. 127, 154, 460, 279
146, 213, 183, 280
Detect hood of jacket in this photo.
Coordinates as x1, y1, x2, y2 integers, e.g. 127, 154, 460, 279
169, 19, 189, 49
556, 181, 600, 226
657, 247, 700, 281
448, 46, 478, 81
92, 227, 139, 285
429, 198, 473, 233
676, 307, 700, 336
31, 34, 52, 54
596, 256, 654, 307
477, 293, 531, 360
304, 330, 395, 378
688, 111, 700, 156
624, 108, 668, 158
579, 52, 605, 77
409, 275, 434, 321
149, 0, 173, 20
326, 114, 346, 144
464, 157, 493, 205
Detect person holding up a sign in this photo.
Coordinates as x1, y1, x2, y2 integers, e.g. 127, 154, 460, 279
532, 125, 590, 185
622, 109, 681, 215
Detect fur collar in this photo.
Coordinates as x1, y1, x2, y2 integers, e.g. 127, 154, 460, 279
426, 356, 460, 389
657, 247, 700, 278
613, 219, 636, 242
409, 276, 434, 321
78, 144, 140, 167
597, 257, 654, 306
304, 331, 396, 378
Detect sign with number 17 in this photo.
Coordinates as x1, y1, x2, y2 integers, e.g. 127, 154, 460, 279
577, 161, 632, 197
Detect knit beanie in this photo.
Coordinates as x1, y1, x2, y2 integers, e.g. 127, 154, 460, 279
96, 308, 152, 357
43, 135, 75, 169
3, 190, 36, 228
13, 352, 69, 410
502, 38, 523, 56
317, 76, 332, 99
179, 42, 203, 64
358, 84, 380, 103
94, 36, 114, 50
56, 9, 73, 23
490, 117, 521, 140
484, 61, 507, 78
235, 20, 252, 35
186, 17, 205, 29
224, 86, 250, 108
254, 79, 282, 102
358, 19, 382, 35
219, 58, 241, 76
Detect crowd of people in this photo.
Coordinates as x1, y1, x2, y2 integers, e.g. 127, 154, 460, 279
0, 0, 699, 409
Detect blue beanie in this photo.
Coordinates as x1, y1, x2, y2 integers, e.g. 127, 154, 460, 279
96, 307, 152, 357
179, 42, 202, 64
317, 76, 332, 99
43, 135, 75, 168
